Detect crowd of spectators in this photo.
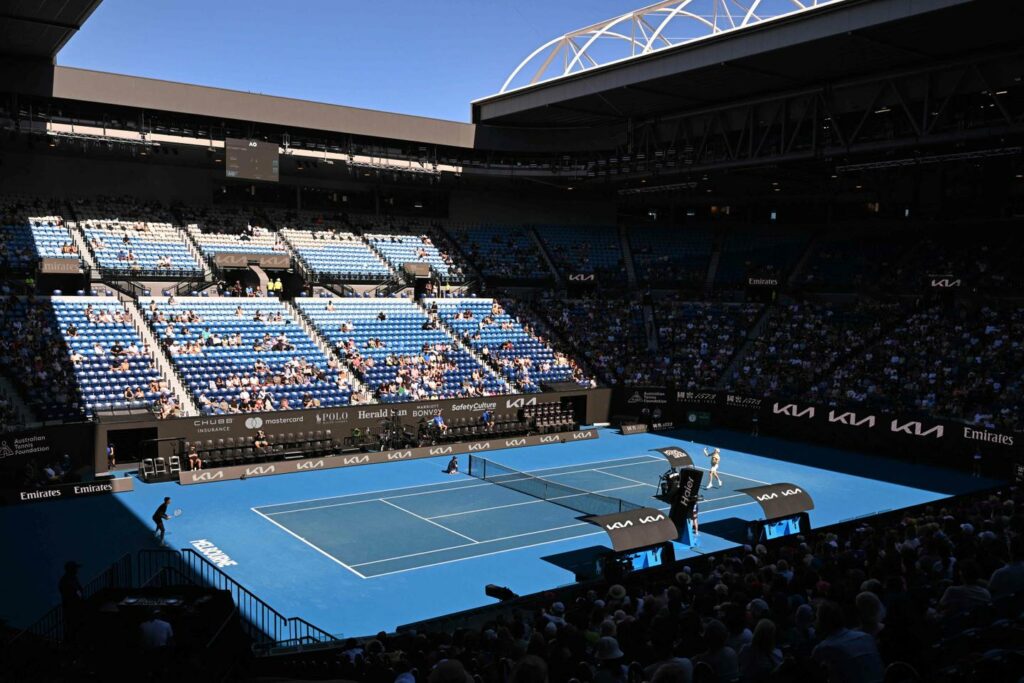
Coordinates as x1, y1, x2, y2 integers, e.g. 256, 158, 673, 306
264, 485, 1024, 683
725, 301, 905, 402
0, 296, 81, 420
822, 304, 1024, 431
656, 300, 762, 390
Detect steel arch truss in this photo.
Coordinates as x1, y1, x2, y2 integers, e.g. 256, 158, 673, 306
501, 0, 842, 93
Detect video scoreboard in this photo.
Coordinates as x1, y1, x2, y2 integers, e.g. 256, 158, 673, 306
225, 138, 279, 182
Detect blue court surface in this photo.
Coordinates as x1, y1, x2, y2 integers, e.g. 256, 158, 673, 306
0, 427, 1001, 637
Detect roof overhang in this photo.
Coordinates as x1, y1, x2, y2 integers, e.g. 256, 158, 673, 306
0, 0, 102, 61
472, 0, 986, 128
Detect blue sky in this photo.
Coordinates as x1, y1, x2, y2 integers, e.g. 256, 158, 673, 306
58, 0, 640, 122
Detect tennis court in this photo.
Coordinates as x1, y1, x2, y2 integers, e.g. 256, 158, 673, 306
252, 454, 766, 577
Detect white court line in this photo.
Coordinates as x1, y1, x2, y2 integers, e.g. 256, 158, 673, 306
357, 499, 759, 578
594, 468, 658, 487
637, 454, 771, 485
351, 522, 590, 567
250, 507, 368, 580
264, 482, 496, 515
256, 455, 657, 513
426, 483, 649, 520
379, 498, 479, 543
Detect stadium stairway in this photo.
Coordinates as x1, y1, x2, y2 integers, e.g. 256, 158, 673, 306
68, 222, 99, 274
416, 299, 512, 392
181, 228, 215, 283
715, 303, 774, 389
529, 227, 563, 285
123, 300, 198, 416
786, 230, 822, 289
283, 299, 372, 399
619, 225, 638, 288
704, 229, 725, 293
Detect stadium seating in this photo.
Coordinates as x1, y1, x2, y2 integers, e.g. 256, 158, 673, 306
629, 225, 714, 286
366, 232, 465, 282
80, 220, 204, 277
429, 298, 585, 393
282, 229, 392, 281
1, 196, 76, 271
188, 225, 287, 259
139, 296, 352, 413
536, 225, 624, 278
715, 226, 810, 286
799, 228, 919, 291
295, 297, 508, 402
446, 225, 552, 280
51, 296, 166, 416
657, 300, 762, 388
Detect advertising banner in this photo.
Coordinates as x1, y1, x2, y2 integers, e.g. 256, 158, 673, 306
585, 507, 678, 552
736, 483, 815, 520
179, 428, 598, 486
10, 476, 133, 504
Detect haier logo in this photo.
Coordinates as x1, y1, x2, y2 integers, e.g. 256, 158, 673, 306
638, 514, 666, 524
191, 471, 224, 482
827, 410, 876, 428
342, 455, 370, 465
296, 460, 325, 471
772, 403, 815, 419
503, 438, 527, 448
245, 416, 264, 430
245, 465, 276, 477
890, 420, 944, 438
468, 442, 492, 452
429, 446, 453, 456
506, 397, 538, 409
539, 435, 561, 444
573, 431, 596, 440
386, 450, 413, 461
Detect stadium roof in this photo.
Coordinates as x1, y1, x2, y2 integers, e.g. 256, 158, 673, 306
0, 0, 101, 60
472, 0, 998, 128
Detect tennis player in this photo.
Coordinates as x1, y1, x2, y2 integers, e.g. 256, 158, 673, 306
690, 497, 700, 540
153, 496, 171, 542
702, 447, 724, 489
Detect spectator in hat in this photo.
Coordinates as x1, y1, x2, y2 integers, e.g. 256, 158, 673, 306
543, 601, 566, 628
593, 636, 627, 683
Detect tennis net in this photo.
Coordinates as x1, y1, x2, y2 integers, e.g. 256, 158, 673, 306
467, 455, 644, 517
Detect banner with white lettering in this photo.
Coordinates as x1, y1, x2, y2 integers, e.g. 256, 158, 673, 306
654, 446, 694, 468
736, 483, 814, 520
585, 507, 679, 552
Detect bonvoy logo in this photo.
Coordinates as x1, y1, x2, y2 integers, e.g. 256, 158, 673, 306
890, 420, 944, 438
772, 403, 815, 419
191, 471, 224, 482
429, 446, 453, 455
245, 416, 263, 430
296, 460, 325, 470
827, 410, 876, 428
506, 397, 538, 409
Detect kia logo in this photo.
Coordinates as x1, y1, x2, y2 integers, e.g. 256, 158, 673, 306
504, 439, 527, 447
192, 471, 224, 482
245, 416, 264, 430
342, 455, 370, 465
605, 521, 633, 530
245, 466, 275, 476
468, 442, 491, 451
573, 431, 595, 440
638, 514, 665, 524
296, 460, 324, 470
429, 447, 453, 455
386, 451, 413, 460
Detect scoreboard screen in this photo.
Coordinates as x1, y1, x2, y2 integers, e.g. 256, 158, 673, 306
225, 138, 279, 182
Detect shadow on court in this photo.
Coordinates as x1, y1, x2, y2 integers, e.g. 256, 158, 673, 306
699, 517, 751, 545
663, 427, 1001, 495
0, 474, 166, 628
